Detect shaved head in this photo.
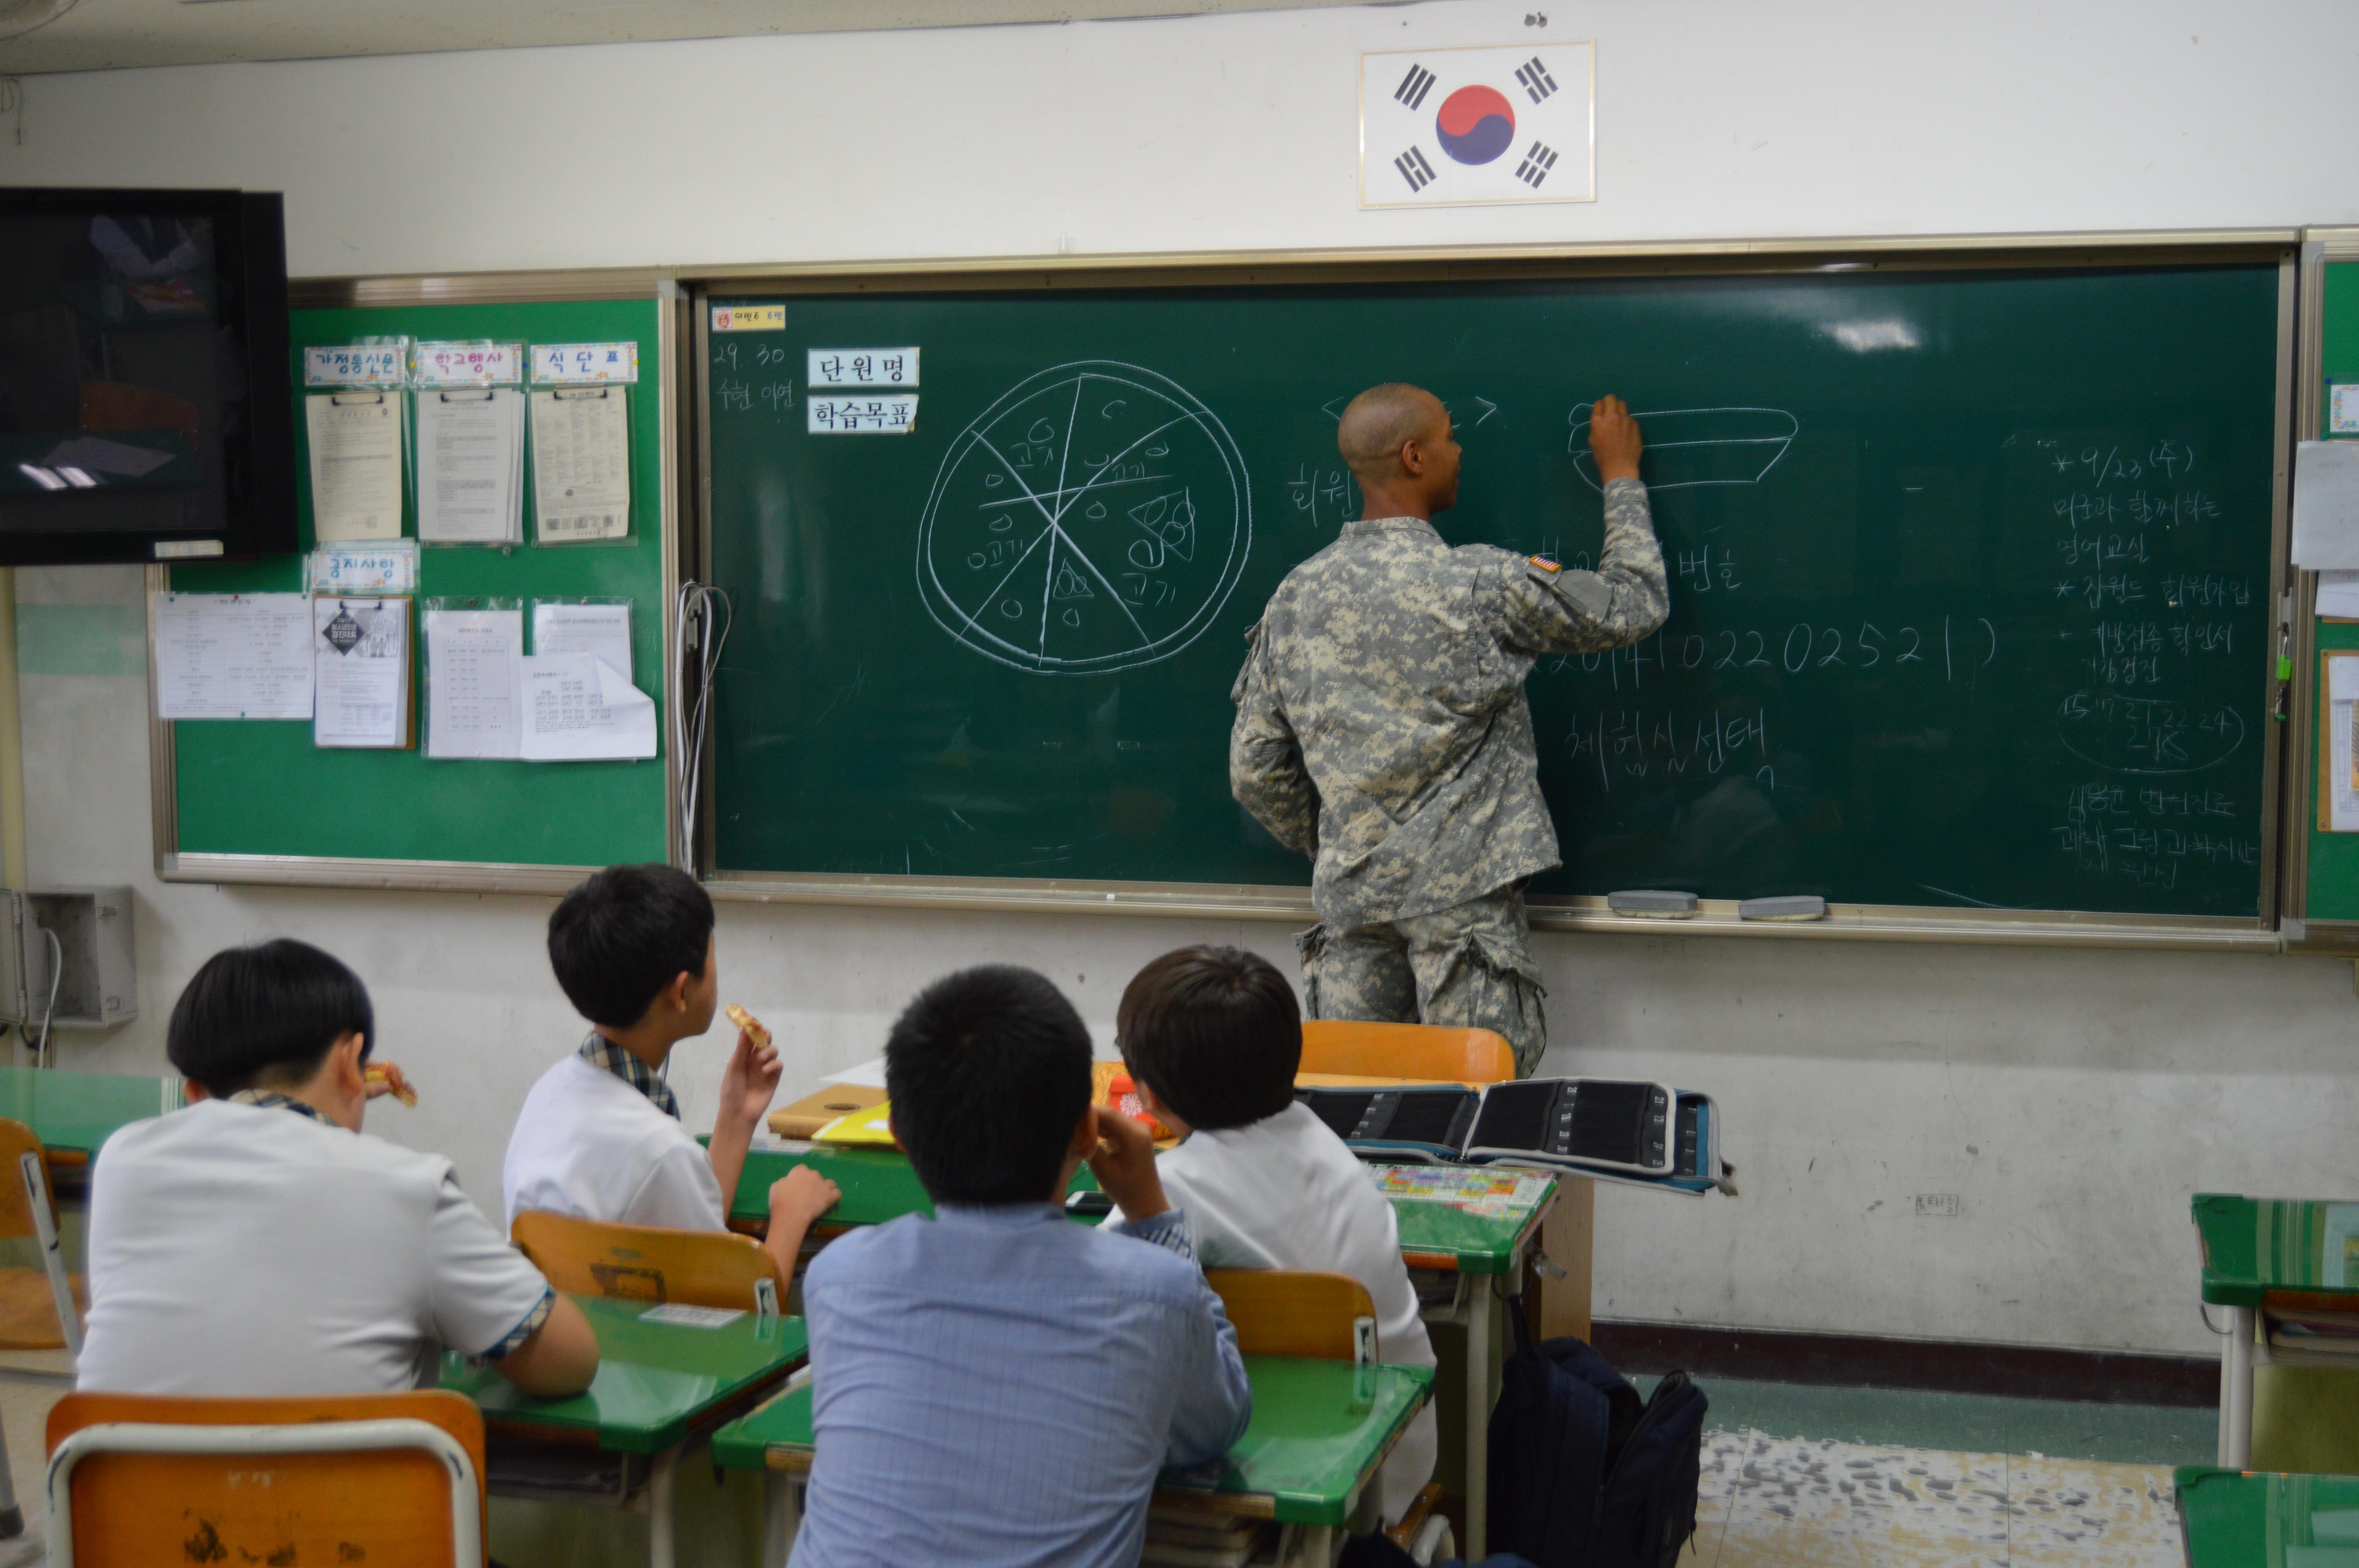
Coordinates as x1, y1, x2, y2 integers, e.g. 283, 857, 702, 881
1338, 383, 1447, 483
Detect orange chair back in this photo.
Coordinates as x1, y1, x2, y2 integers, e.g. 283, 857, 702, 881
0, 1118, 51, 1240
513, 1209, 785, 1312
1205, 1269, 1376, 1362
1298, 1020, 1516, 1086
46, 1390, 486, 1568
0, 1116, 78, 1350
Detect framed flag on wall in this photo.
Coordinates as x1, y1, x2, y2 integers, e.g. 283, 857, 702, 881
1359, 42, 1596, 209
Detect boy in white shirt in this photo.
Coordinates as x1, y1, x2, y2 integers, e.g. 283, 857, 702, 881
505, 864, 837, 1276
1105, 945, 1438, 1525
80, 939, 598, 1398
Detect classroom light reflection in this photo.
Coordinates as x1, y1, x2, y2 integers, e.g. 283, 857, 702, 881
1828, 319, 1922, 353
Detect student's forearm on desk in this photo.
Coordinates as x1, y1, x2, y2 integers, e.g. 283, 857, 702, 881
708, 1116, 756, 1212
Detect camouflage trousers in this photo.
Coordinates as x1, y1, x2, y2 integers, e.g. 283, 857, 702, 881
1296, 885, 1549, 1076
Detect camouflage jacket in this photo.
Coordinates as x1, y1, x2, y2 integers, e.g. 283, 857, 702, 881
1230, 478, 1668, 927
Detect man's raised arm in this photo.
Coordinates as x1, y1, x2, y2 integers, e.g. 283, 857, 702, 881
1503, 394, 1669, 656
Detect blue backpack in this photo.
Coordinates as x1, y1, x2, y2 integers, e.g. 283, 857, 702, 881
1485, 1310, 1708, 1568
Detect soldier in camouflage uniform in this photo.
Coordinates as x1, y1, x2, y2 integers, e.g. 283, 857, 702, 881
1229, 385, 1667, 1076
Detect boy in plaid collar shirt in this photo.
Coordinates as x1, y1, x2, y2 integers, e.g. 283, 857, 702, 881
504, 864, 838, 1278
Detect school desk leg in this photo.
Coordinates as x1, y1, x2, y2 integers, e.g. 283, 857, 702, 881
646, 1447, 680, 1568
761, 1469, 799, 1568
1465, 1284, 1490, 1560
0, 1417, 20, 1538
2219, 1306, 2255, 1468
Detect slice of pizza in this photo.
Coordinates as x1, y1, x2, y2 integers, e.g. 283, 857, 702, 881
725, 1004, 772, 1048
363, 1063, 417, 1107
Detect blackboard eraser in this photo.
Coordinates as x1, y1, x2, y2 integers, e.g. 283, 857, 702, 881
1739, 895, 1828, 921
1607, 889, 1699, 918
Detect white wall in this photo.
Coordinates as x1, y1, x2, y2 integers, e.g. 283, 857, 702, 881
6, 0, 2358, 1359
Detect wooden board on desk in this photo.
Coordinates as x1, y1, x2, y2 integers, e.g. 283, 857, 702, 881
767, 1084, 885, 1140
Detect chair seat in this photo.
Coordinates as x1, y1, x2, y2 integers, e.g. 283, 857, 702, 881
0, 1266, 82, 1350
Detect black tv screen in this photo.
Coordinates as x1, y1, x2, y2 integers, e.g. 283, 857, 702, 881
0, 188, 293, 564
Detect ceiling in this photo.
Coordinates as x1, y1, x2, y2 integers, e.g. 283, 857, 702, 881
0, 0, 1373, 75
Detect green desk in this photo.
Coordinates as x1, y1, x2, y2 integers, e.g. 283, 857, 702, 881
2192, 1193, 2359, 1469
0, 1065, 184, 1169
716, 1356, 1434, 1562
442, 1294, 807, 1568
733, 1144, 1552, 1274
733, 1145, 1549, 1555
2174, 1466, 2359, 1567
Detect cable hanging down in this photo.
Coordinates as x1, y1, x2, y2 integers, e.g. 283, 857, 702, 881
672, 581, 733, 857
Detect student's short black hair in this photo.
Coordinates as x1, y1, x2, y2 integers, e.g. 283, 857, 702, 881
167, 939, 375, 1096
547, 864, 714, 1029
885, 965, 1093, 1207
1117, 946, 1300, 1131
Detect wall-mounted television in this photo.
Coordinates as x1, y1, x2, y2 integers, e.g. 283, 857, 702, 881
0, 187, 294, 566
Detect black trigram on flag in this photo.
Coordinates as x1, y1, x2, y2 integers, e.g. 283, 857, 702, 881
1514, 56, 1559, 103
1514, 141, 1559, 187
1394, 146, 1437, 192
1394, 63, 1437, 110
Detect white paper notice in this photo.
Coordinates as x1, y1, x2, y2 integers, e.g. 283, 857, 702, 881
313, 597, 410, 748
151, 593, 314, 720
808, 396, 916, 434
806, 348, 918, 389
2322, 572, 2359, 622
416, 388, 524, 544
423, 608, 523, 759
306, 393, 404, 541
306, 542, 419, 596
2332, 656, 2359, 833
2334, 386, 2359, 437
531, 601, 633, 679
520, 655, 657, 761
531, 388, 630, 542
2293, 441, 2359, 568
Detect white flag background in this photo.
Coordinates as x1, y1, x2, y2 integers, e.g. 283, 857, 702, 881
1360, 42, 1595, 209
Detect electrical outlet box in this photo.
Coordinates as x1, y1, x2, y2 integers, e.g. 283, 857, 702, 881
1915, 1192, 1960, 1218
0, 886, 136, 1029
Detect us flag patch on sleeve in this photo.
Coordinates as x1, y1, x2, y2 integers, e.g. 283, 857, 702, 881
1529, 555, 1562, 572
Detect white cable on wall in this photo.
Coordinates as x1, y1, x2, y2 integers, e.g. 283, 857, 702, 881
673, 581, 732, 864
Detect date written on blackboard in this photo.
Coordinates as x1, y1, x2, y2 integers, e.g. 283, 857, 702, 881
1554, 617, 1999, 691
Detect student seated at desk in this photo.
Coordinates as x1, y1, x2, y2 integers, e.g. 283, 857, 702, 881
1104, 945, 1438, 1525
78, 940, 598, 1397
792, 964, 1251, 1568
504, 863, 838, 1275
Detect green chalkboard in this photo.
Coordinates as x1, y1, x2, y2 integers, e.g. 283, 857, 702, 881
705, 262, 2281, 917
168, 298, 667, 867
2302, 262, 2359, 921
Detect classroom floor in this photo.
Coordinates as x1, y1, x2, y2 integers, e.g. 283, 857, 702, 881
0, 1369, 2215, 1568
1661, 1377, 2214, 1568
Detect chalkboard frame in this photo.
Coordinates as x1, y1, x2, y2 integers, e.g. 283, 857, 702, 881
686, 235, 2300, 949
2286, 229, 2359, 952
143, 269, 693, 895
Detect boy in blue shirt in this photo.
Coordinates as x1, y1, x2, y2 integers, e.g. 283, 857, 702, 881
791, 965, 1251, 1568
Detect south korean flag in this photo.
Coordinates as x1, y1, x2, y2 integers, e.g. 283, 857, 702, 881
1360, 42, 1594, 209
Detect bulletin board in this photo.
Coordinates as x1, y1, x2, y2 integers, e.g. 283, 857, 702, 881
2294, 238, 2359, 933
151, 283, 676, 890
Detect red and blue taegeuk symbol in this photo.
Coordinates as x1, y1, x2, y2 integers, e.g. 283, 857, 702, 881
1435, 85, 1516, 166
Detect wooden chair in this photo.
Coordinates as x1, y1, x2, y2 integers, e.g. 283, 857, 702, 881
1298, 1021, 1516, 1086
0, 1118, 82, 1537
1204, 1269, 1376, 1363
46, 1390, 487, 1568
513, 1209, 786, 1314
